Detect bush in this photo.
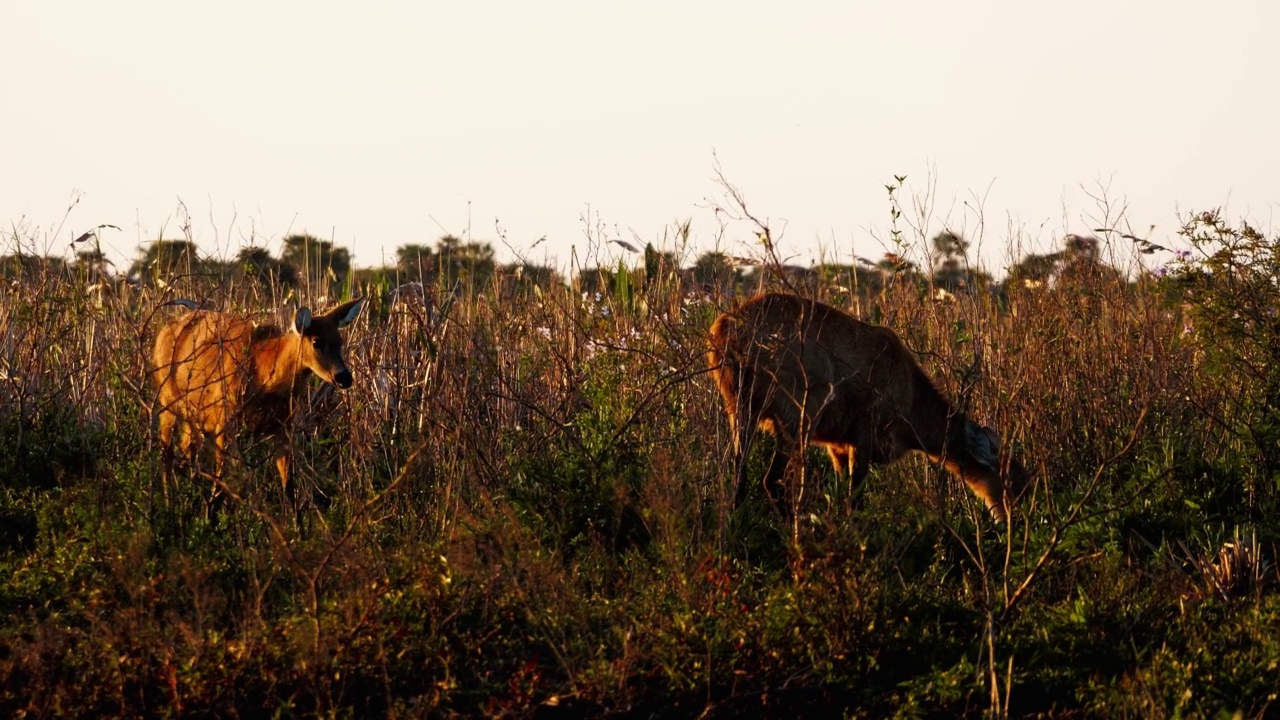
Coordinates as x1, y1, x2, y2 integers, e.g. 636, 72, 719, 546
0, 206, 1278, 717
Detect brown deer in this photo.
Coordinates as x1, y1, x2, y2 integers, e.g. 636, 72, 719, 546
151, 298, 365, 509
707, 292, 1028, 521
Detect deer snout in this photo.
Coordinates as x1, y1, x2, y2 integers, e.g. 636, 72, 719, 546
334, 368, 353, 389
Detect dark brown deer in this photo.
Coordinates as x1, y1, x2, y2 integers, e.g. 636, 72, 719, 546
151, 298, 364, 509
707, 292, 1028, 521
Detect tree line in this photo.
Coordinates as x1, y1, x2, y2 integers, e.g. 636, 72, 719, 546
0, 228, 1135, 302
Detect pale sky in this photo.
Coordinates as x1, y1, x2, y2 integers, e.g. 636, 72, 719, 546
3, 1, 1277, 276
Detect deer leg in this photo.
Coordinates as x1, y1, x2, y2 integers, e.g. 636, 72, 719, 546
204, 431, 230, 522
156, 410, 178, 502
731, 419, 759, 510
849, 444, 875, 512
962, 475, 1008, 523
827, 443, 871, 510
732, 456, 753, 510
178, 422, 199, 472
275, 453, 291, 501
275, 449, 302, 530
826, 445, 852, 477
730, 382, 763, 510
762, 442, 794, 519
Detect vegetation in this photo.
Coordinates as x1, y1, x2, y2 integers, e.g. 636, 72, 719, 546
0, 193, 1278, 718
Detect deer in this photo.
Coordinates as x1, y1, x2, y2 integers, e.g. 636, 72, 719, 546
151, 297, 365, 515
707, 292, 1028, 522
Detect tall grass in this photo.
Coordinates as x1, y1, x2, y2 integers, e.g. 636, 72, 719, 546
0, 207, 1277, 718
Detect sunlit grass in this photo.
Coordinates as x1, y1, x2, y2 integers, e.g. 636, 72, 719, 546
0, 206, 1277, 718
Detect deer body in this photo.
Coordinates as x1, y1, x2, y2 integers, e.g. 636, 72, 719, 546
151, 299, 364, 504
707, 292, 1026, 521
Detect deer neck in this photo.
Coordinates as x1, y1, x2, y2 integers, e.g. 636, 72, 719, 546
253, 332, 311, 396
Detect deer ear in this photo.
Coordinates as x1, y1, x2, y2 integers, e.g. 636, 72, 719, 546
329, 298, 365, 328
982, 426, 1003, 451
966, 421, 999, 469
294, 307, 313, 334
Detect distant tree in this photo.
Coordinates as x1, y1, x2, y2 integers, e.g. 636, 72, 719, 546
507, 262, 559, 289
396, 244, 436, 282
737, 263, 825, 295
496, 261, 561, 300
128, 239, 201, 285
280, 234, 351, 294
1064, 233, 1100, 260
0, 253, 70, 282
1003, 233, 1125, 297
690, 251, 742, 293
808, 262, 882, 298
435, 234, 462, 258
932, 230, 969, 262
641, 243, 681, 286
575, 266, 615, 296
1056, 233, 1120, 284
927, 231, 994, 294
876, 252, 918, 277
931, 231, 970, 291
1006, 252, 1062, 289
73, 249, 113, 281
237, 246, 297, 288
433, 235, 495, 287
237, 246, 272, 275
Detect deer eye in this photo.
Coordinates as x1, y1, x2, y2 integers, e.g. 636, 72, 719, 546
312, 338, 324, 350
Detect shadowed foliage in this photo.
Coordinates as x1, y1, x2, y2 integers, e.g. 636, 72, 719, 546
0, 211, 1278, 718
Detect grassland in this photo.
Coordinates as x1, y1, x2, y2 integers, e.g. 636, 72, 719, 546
0, 205, 1278, 718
